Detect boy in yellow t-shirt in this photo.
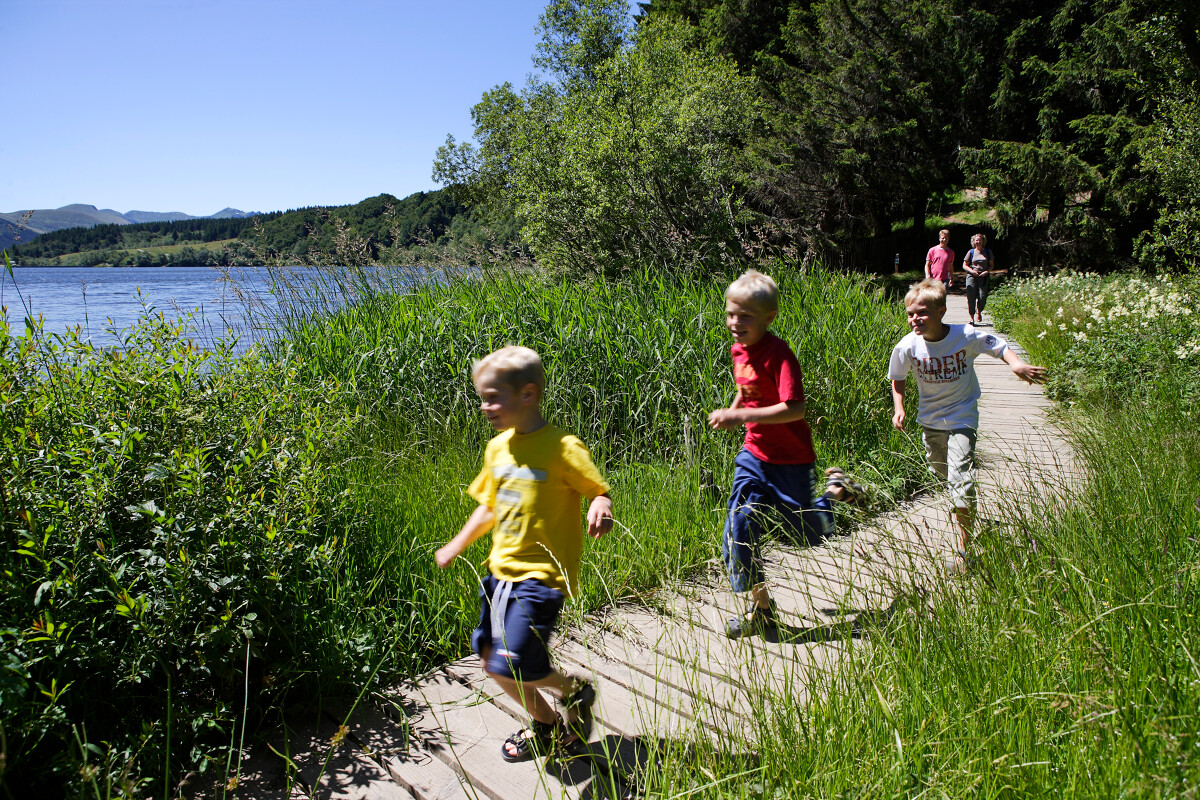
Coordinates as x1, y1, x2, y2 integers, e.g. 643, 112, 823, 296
435, 345, 613, 762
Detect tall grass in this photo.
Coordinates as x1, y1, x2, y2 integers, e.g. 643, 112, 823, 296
265, 263, 914, 483
641, 272, 1200, 797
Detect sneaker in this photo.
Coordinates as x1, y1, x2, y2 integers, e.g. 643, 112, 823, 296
725, 602, 778, 639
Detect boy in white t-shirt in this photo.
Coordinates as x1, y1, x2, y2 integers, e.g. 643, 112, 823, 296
888, 279, 1046, 563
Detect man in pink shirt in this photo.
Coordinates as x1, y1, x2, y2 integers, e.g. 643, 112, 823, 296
924, 229, 955, 287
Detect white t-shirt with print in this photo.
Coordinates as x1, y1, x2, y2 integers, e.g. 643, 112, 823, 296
888, 324, 1008, 430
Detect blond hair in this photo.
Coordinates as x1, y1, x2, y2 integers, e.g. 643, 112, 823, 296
725, 269, 779, 313
904, 277, 947, 308
972, 232, 988, 247
472, 345, 545, 393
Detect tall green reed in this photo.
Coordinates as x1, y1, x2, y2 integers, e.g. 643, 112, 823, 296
262, 262, 915, 493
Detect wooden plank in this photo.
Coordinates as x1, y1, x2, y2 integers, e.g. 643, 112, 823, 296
551, 638, 704, 739
322, 697, 471, 800
262, 711, 413, 800
583, 607, 746, 713
400, 670, 590, 800
185, 742, 309, 800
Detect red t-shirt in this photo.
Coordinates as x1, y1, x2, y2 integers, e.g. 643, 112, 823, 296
926, 246, 955, 282
731, 332, 817, 464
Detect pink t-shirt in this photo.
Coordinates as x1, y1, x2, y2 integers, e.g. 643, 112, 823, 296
731, 332, 816, 464
926, 246, 955, 282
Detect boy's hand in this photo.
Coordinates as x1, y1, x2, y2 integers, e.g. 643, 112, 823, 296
1013, 363, 1047, 384
892, 408, 906, 430
587, 495, 614, 539
707, 408, 743, 430
436, 505, 494, 569
434, 543, 459, 569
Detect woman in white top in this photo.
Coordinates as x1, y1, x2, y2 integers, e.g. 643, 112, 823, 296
962, 233, 994, 325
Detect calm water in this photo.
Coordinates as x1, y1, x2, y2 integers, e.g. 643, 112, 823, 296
0, 266, 284, 350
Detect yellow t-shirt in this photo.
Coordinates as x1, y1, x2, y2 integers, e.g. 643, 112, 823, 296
468, 424, 610, 595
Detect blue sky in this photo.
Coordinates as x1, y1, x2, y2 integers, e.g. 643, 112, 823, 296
2, 0, 552, 215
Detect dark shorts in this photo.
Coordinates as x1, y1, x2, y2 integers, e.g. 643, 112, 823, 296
723, 449, 833, 593
471, 575, 565, 682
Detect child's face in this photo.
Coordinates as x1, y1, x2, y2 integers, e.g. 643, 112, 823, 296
474, 371, 534, 431
725, 298, 776, 347
906, 298, 947, 339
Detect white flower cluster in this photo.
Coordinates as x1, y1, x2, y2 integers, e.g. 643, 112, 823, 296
1010, 271, 1199, 360
1177, 337, 1200, 359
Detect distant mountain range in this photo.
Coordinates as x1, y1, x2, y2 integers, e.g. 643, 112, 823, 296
0, 204, 261, 250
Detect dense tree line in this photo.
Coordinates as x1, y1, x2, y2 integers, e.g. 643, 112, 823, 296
436, 0, 1200, 273
8, 215, 277, 261
249, 191, 478, 262
4, 190, 515, 267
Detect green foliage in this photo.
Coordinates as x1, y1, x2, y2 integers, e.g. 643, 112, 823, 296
436, 14, 761, 276
958, 0, 1163, 268
534, 0, 632, 87
5, 190, 500, 268
756, 0, 978, 249
269, 262, 913, 488
637, 0, 791, 73
0, 315, 363, 793
1137, 17, 1200, 271
9, 216, 273, 265
247, 191, 476, 264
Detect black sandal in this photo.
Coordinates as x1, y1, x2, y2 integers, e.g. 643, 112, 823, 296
501, 715, 562, 763
824, 467, 867, 510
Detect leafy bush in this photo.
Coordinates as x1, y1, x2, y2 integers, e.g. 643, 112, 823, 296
0, 314, 360, 793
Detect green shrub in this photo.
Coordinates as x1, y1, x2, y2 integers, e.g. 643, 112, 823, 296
0, 314, 361, 793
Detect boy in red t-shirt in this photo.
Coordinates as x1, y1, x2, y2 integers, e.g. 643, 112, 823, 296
708, 270, 863, 638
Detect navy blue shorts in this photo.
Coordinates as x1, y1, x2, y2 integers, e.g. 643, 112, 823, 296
723, 449, 833, 592
471, 575, 565, 682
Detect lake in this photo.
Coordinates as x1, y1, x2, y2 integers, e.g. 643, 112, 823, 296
1, 265, 287, 350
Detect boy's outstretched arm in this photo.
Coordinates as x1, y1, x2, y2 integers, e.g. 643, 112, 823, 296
586, 494, 614, 539
1001, 350, 1048, 384
708, 399, 805, 429
435, 504, 494, 568
891, 380, 907, 430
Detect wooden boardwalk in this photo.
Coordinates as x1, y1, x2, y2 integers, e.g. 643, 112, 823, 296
213, 294, 1079, 800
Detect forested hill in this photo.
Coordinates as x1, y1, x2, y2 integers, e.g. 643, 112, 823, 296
5, 190, 482, 267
